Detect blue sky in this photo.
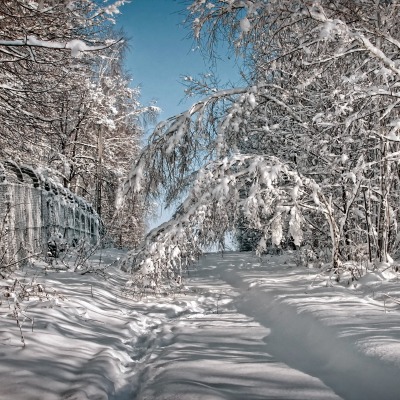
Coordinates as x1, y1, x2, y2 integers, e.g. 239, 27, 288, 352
115, 0, 243, 129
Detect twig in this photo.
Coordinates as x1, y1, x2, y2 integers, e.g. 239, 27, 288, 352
0, 252, 42, 270
382, 293, 400, 313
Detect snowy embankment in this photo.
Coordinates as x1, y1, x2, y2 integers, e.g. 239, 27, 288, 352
1, 251, 400, 399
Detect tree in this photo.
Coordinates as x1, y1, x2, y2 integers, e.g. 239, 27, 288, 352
123, 0, 400, 288
0, 1, 127, 160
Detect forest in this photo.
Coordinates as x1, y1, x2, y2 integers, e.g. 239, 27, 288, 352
124, 0, 400, 288
1, 0, 399, 285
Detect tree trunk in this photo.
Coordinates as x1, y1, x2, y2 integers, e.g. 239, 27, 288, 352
96, 125, 103, 217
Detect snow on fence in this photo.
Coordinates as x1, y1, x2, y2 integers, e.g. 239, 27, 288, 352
0, 160, 102, 264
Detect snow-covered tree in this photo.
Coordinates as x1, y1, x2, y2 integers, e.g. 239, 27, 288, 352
123, 0, 400, 288
81, 44, 158, 248
0, 0, 127, 160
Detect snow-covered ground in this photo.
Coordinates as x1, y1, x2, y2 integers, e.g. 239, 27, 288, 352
1, 250, 400, 399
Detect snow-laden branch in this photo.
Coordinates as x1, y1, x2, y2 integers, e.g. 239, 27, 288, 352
304, 4, 400, 78
353, 33, 400, 78
122, 154, 294, 285
121, 153, 342, 289
0, 36, 121, 58
124, 83, 305, 204
124, 0, 400, 288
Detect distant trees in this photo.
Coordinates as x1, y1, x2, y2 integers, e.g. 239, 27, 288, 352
124, 0, 400, 287
0, 0, 151, 248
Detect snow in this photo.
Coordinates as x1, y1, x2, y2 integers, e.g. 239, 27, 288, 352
247, 92, 257, 108
104, 4, 122, 15
66, 39, 95, 58
354, 33, 400, 78
1, 250, 400, 399
0, 36, 106, 58
240, 17, 251, 34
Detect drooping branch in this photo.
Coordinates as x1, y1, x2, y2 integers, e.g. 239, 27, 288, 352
122, 152, 343, 288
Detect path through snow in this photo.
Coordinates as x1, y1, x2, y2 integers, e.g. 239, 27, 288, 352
135, 252, 400, 400
1, 250, 400, 399
135, 267, 342, 400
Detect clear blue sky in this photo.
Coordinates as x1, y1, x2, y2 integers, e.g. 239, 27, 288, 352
115, 0, 243, 128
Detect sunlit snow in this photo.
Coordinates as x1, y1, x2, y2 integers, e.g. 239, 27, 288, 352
1, 251, 400, 399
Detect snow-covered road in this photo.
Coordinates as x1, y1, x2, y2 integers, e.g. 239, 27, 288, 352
135, 269, 342, 400
1, 250, 400, 399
